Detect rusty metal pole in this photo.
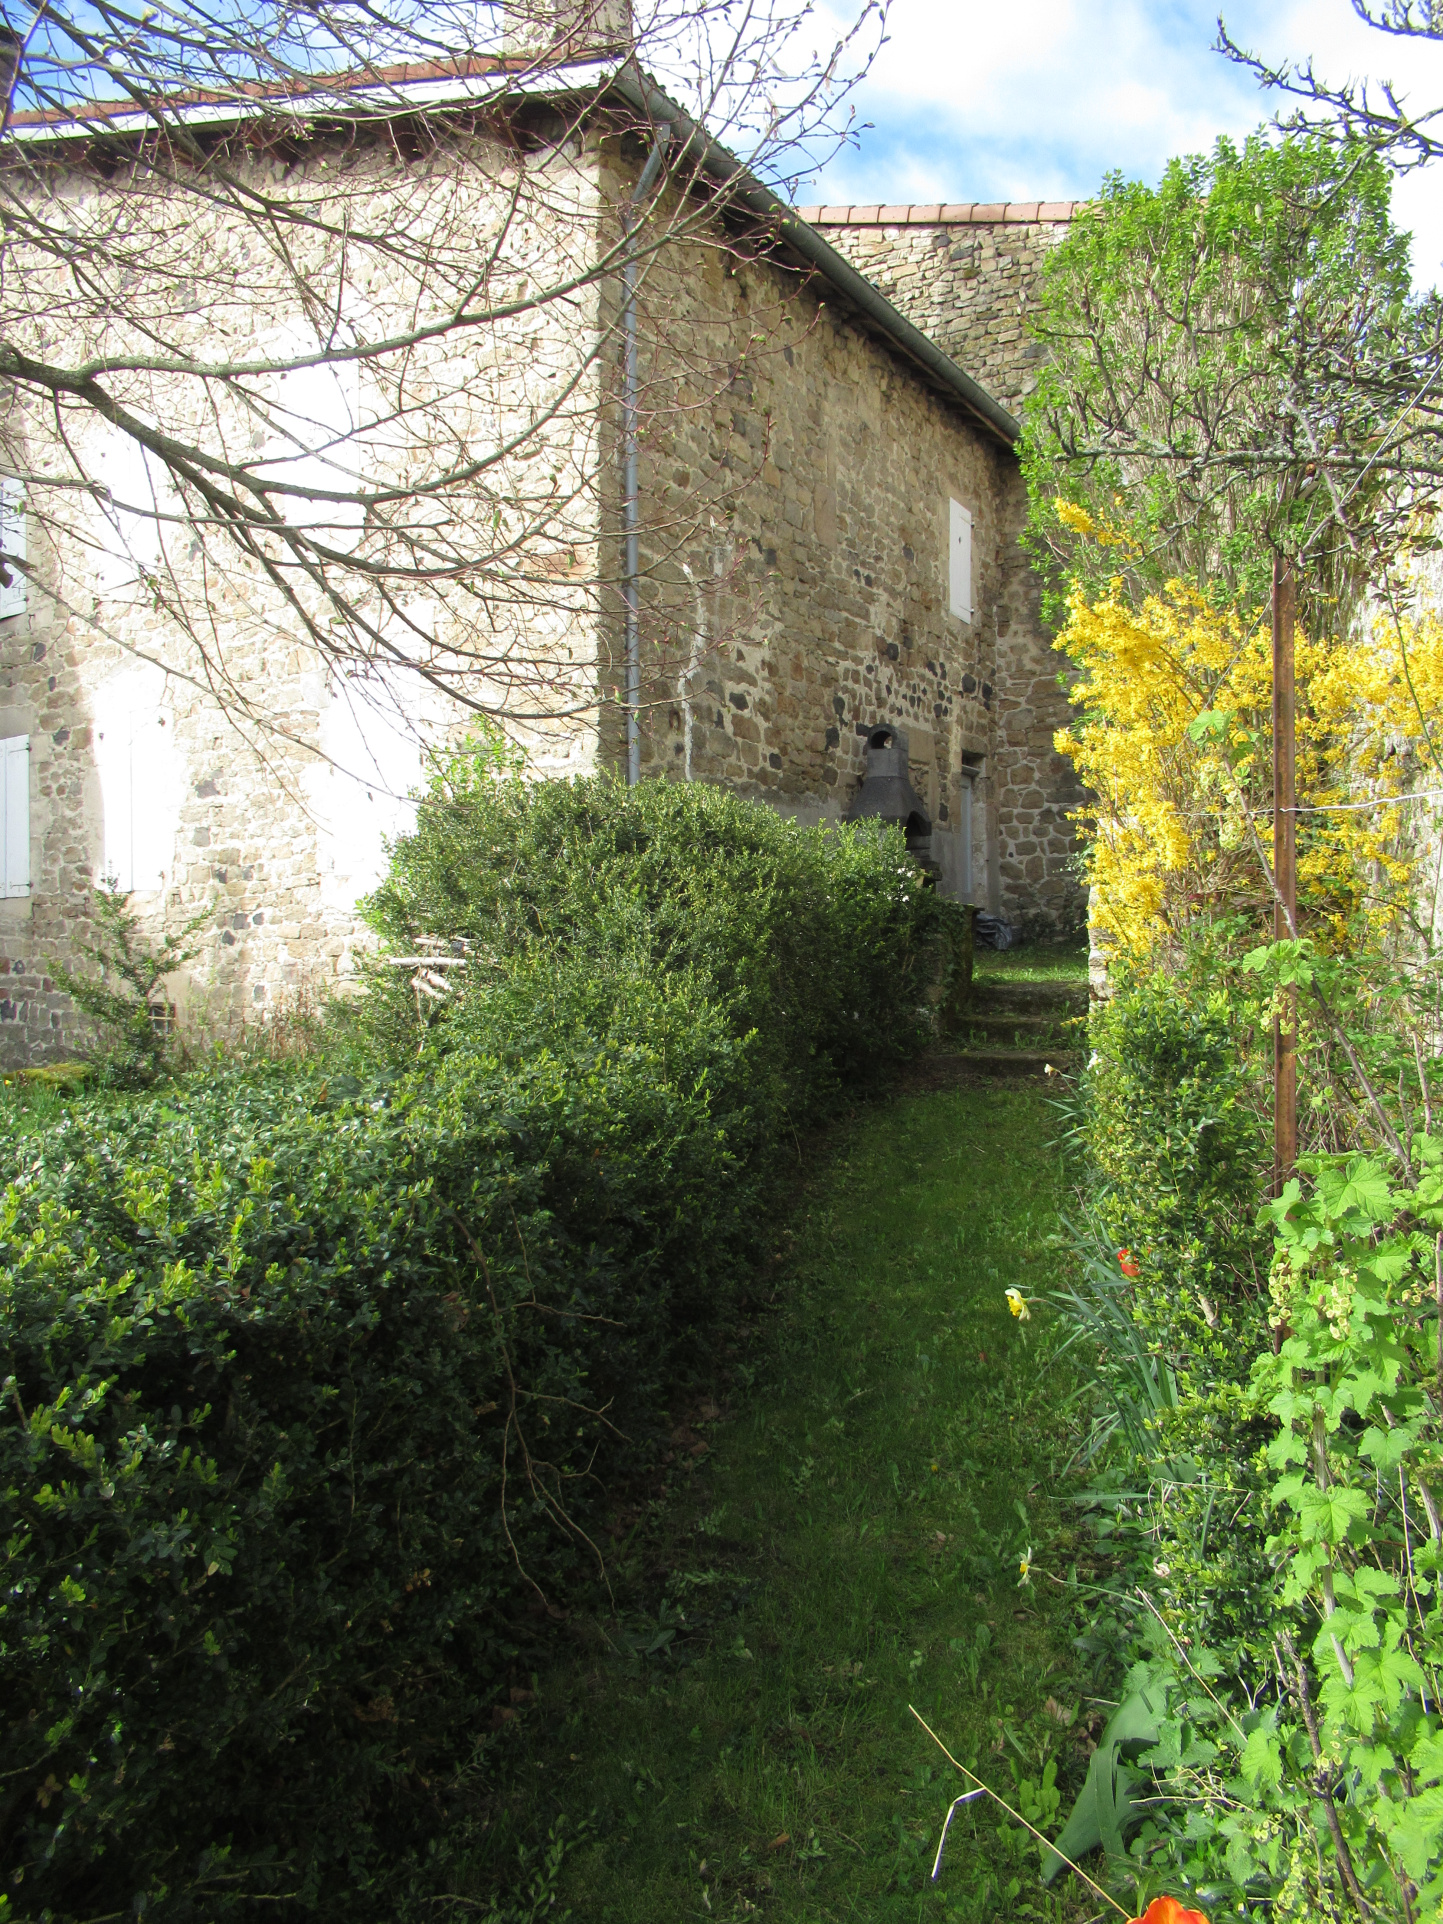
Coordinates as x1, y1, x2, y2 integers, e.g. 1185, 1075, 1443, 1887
1273, 554, 1298, 1197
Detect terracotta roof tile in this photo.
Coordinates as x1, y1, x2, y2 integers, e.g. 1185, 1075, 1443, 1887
789, 199, 1082, 227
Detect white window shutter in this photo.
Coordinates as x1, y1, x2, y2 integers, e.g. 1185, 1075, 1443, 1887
96, 673, 180, 894
949, 498, 972, 624
0, 479, 26, 619
100, 708, 135, 893
1, 736, 29, 897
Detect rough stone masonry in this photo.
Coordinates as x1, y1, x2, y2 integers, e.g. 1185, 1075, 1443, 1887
0, 103, 1085, 1065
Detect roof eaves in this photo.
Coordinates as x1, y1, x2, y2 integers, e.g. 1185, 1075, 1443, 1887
6, 53, 616, 141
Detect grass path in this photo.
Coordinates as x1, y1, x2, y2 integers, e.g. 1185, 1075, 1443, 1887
481, 1082, 1102, 1924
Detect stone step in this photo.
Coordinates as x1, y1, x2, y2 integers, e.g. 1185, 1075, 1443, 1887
955, 1009, 1081, 1044
926, 1048, 1083, 1082
968, 978, 1089, 1017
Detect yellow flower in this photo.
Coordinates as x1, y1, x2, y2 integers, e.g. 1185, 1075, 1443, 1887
1050, 579, 1443, 959
1005, 1288, 1030, 1321
1018, 1546, 1033, 1586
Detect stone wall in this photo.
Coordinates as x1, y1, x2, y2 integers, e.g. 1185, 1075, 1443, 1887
622, 202, 1087, 936
780, 200, 1088, 931
0, 159, 1087, 1068
0, 128, 607, 1066
792, 202, 1080, 419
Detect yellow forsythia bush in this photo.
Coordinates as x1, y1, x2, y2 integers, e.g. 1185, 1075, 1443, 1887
1053, 554, 1443, 960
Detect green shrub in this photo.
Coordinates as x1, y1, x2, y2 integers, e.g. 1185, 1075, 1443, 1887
1051, 1142, 1443, 1922
49, 885, 209, 1087
1, 771, 944, 1921
356, 761, 957, 1111
1085, 971, 1266, 1369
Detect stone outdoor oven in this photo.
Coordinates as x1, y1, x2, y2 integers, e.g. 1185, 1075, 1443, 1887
845, 725, 933, 865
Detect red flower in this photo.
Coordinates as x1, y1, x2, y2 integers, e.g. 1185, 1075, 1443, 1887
1117, 1247, 1140, 1279
1128, 1899, 1209, 1924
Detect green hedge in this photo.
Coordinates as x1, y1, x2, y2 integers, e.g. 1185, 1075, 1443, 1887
1085, 969, 1265, 1368
1, 771, 951, 1921
357, 763, 955, 1102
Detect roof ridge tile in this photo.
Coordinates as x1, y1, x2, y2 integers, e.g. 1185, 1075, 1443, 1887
793, 200, 1080, 226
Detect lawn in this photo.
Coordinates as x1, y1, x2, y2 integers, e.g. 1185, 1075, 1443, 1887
973, 940, 1090, 985
469, 1079, 1107, 1924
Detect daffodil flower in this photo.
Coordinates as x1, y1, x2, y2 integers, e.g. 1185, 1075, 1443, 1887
1018, 1546, 1032, 1585
1004, 1288, 1030, 1321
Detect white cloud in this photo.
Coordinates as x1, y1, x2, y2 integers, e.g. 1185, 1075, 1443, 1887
800, 0, 1443, 284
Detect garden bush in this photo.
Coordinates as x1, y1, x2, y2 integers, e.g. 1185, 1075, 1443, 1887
1054, 953, 1443, 1920
355, 760, 959, 1107
1052, 1140, 1443, 1922
1085, 968, 1266, 1368
0, 769, 950, 1922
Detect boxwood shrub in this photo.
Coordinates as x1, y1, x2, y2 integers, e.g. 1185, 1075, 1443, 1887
1085, 967, 1266, 1371
1, 770, 953, 1921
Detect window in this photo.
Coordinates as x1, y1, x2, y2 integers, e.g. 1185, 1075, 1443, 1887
1, 735, 29, 897
0, 479, 25, 619
948, 498, 972, 624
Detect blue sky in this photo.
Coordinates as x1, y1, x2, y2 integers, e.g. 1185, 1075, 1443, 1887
797, 0, 1443, 288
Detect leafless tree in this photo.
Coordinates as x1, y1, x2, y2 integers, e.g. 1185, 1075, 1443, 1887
0, 0, 884, 764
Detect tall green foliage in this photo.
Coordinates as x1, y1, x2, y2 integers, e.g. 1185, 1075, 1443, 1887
1022, 133, 1415, 631
49, 886, 209, 1084
358, 758, 959, 1115
1084, 971, 1265, 1363
1052, 1139, 1443, 1922
1, 770, 948, 1922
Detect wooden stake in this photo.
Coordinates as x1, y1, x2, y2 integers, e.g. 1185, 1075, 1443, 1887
1273, 554, 1298, 1197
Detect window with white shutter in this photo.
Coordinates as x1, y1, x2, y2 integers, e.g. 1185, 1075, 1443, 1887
948, 498, 972, 624
1, 735, 30, 897
0, 479, 26, 619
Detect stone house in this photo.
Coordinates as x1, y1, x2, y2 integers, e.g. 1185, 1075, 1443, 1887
0, 70, 1083, 1064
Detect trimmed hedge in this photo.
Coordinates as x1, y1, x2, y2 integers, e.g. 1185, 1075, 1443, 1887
1, 772, 953, 1921
1086, 969, 1265, 1369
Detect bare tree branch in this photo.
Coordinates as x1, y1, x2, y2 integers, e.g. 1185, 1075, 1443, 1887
1217, 6, 1443, 173
0, 0, 887, 754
